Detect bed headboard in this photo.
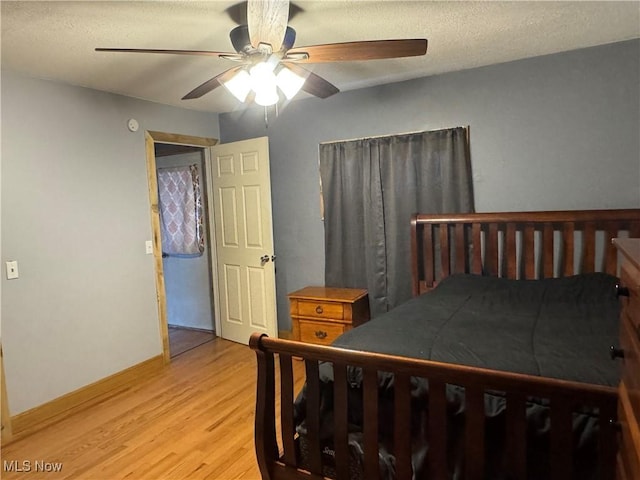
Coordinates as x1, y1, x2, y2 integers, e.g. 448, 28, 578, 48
411, 209, 640, 296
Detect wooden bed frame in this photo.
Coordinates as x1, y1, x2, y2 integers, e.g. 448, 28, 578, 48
250, 208, 640, 480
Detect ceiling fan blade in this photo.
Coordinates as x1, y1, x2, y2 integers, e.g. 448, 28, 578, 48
182, 67, 243, 100
95, 47, 240, 59
284, 64, 339, 99
284, 39, 427, 63
247, 0, 289, 51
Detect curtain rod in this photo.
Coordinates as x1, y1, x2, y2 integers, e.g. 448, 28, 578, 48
319, 126, 469, 146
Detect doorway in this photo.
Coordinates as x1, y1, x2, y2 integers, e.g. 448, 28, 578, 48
145, 132, 278, 360
144, 131, 218, 363
155, 143, 215, 357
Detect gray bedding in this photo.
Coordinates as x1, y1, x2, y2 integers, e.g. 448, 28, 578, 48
333, 272, 620, 385
293, 273, 621, 479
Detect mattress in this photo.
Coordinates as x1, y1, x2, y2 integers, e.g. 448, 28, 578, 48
293, 273, 621, 479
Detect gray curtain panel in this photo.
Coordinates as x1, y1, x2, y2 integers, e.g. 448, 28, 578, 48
319, 127, 474, 316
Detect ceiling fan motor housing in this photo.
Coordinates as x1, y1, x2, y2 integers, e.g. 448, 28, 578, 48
230, 24, 296, 54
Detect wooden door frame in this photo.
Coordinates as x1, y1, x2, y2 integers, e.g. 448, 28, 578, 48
145, 131, 218, 363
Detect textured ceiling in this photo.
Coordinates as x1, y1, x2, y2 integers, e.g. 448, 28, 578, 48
2, 1, 639, 114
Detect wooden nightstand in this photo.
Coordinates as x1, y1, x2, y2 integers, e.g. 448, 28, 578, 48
288, 287, 370, 346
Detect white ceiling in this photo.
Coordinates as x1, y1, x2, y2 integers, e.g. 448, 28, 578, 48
2, 1, 639, 114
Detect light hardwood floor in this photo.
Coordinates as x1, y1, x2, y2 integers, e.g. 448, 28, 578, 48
1, 338, 304, 480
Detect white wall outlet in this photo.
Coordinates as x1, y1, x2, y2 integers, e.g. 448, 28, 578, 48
145, 240, 153, 255
6, 261, 19, 280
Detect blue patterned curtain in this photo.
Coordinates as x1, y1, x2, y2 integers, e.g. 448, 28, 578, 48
158, 164, 204, 256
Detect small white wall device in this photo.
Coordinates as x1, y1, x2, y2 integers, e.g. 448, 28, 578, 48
6, 261, 19, 279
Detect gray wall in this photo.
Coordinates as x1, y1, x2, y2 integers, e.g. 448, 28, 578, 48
219, 40, 640, 332
156, 151, 215, 331
1, 70, 219, 414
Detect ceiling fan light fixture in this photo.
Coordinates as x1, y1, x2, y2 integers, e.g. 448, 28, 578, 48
249, 61, 277, 85
222, 69, 252, 102
254, 86, 279, 106
250, 62, 279, 106
276, 66, 305, 99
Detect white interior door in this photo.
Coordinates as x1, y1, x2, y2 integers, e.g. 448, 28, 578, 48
207, 137, 277, 344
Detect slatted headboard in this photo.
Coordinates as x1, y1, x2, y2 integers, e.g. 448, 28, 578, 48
410, 209, 640, 295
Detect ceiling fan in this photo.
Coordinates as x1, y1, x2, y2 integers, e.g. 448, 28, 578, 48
96, 0, 428, 107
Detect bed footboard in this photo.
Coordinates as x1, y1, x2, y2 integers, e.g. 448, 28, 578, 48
250, 333, 619, 480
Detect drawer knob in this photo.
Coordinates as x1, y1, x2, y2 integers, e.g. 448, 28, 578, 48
315, 330, 328, 339
610, 345, 625, 360
315, 306, 324, 314
616, 284, 630, 297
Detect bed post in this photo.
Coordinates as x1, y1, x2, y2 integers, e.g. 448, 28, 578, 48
250, 333, 278, 480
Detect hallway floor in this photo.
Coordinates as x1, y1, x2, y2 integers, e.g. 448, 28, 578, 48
168, 325, 214, 357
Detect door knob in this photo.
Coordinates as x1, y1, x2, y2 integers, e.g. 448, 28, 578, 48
260, 255, 270, 266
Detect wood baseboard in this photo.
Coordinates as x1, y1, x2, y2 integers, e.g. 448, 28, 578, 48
1, 344, 13, 444
8, 355, 164, 443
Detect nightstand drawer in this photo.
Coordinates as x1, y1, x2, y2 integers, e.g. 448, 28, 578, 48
299, 320, 345, 345
298, 301, 344, 320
